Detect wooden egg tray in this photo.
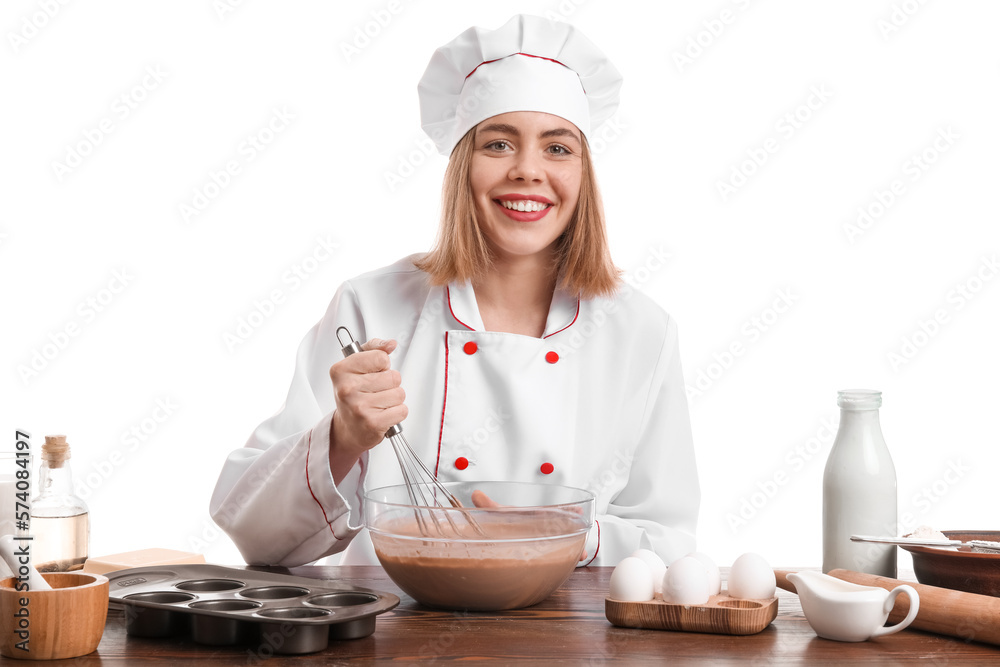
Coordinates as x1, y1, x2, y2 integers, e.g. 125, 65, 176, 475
606, 594, 778, 635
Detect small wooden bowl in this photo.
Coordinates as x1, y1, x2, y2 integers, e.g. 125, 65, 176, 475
901, 530, 1000, 597
0, 572, 109, 660
606, 594, 778, 635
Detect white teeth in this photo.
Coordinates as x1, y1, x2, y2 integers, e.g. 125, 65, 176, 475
500, 200, 549, 212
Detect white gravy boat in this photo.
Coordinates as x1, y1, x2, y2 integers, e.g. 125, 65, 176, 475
788, 570, 920, 642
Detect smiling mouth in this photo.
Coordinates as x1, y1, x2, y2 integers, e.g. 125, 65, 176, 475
495, 199, 552, 212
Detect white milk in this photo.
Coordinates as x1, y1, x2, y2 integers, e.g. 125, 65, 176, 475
822, 390, 897, 577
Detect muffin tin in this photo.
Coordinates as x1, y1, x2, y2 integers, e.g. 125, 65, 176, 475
107, 564, 399, 655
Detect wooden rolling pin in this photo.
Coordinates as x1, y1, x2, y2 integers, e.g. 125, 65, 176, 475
775, 569, 1000, 646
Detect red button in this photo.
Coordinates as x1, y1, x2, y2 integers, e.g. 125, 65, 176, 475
463, 342, 478, 355
455, 457, 469, 470
540, 462, 554, 475
545, 351, 559, 364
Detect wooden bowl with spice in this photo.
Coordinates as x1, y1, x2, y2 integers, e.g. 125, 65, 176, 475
0, 572, 109, 660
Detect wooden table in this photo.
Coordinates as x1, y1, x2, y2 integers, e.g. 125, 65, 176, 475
46, 566, 1000, 665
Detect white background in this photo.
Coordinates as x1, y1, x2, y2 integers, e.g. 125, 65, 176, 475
2, 0, 998, 572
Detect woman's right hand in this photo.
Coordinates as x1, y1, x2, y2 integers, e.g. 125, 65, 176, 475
328, 338, 407, 483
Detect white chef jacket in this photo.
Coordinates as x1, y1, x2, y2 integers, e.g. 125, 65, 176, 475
210, 254, 699, 567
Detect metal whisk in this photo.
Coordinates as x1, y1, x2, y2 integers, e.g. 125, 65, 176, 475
337, 327, 484, 537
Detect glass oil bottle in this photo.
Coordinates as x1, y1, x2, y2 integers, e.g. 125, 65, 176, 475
30, 435, 90, 572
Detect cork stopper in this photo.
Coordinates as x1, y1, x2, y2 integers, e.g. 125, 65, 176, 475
42, 435, 71, 468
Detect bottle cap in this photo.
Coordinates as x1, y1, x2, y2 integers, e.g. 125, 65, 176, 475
837, 389, 882, 410
42, 435, 71, 467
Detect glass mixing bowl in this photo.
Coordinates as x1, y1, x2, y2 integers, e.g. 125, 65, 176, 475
364, 481, 595, 611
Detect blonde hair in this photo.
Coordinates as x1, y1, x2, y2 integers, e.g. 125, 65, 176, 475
415, 126, 621, 299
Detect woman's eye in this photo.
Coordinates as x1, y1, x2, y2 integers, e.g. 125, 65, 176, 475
486, 140, 510, 151
548, 144, 571, 156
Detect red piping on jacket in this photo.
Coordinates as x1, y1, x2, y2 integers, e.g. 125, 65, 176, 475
305, 430, 339, 539
543, 300, 580, 339
448, 286, 581, 338
434, 331, 451, 478
446, 287, 475, 331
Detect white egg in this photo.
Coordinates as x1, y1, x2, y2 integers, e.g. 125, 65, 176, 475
686, 552, 722, 595
630, 549, 667, 596
609, 557, 654, 602
727, 552, 776, 600
662, 556, 710, 605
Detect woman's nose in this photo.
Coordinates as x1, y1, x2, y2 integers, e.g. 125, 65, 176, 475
508, 150, 543, 182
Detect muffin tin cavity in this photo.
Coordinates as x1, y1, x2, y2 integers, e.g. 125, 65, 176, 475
122, 592, 197, 638
329, 615, 378, 641
307, 592, 379, 607
190, 599, 261, 612
176, 579, 245, 592
239, 585, 309, 600
125, 591, 197, 604
258, 607, 332, 619
109, 564, 399, 655
189, 600, 261, 646
256, 608, 333, 654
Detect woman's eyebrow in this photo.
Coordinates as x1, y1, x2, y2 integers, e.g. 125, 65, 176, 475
540, 127, 581, 143
478, 122, 519, 135
478, 123, 581, 143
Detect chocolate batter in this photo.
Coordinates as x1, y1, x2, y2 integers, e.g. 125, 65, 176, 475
371, 513, 587, 611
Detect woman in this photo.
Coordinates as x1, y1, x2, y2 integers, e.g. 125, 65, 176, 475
210, 14, 699, 568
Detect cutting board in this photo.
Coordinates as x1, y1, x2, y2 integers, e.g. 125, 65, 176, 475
605, 594, 778, 635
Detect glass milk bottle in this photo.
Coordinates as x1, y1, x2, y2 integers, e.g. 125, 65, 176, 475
822, 390, 897, 577
30, 435, 90, 572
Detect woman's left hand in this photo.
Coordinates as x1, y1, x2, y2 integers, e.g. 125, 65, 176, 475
470, 489, 589, 562
470, 489, 500, 508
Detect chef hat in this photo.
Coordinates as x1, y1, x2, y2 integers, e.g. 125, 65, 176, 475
418, 14, 623, 156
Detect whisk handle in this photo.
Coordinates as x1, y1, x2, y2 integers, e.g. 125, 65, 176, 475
337, 326, 404, 440
336, 326, 364, 357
